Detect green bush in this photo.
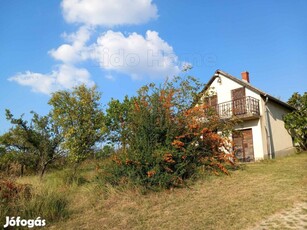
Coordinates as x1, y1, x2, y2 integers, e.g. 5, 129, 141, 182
101, 79, 236, 189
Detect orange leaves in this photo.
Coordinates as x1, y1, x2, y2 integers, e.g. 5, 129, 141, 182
134, 101, 140, 112
112, 156, 138, 166
112, 156, 122, 165
163, 153, 176, 163
216, 163, 229, 175
188, 123, 200, 130
201, 127, 209, 134
125, 159, 133, 165
168, 105, 237, 178
176, 134, 186, 139
147, 170, 156, 178
208, 133, 222, 143
159, 89, 175, 110
171, 140, 185, 149
184, 104, 207, 117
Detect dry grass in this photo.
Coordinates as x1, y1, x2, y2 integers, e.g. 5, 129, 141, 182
37, 152, 307, 230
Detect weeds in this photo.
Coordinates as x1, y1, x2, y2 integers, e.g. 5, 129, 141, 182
0, 178, 69, 227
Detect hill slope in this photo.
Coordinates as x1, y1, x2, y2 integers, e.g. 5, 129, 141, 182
42, 152, 307, 230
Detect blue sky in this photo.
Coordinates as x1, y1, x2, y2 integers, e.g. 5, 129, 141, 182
1, 0, 306, 134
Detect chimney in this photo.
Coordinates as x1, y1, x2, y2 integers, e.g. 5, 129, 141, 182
241, 71, 250, 83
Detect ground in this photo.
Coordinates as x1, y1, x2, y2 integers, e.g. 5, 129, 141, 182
10, 152, 307, 230
250, 202, 307, 230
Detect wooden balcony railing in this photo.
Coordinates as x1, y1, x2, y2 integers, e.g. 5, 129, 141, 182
211, 96, 260, 120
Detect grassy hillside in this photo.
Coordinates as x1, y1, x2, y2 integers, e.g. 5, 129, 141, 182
6, 152, 307, 229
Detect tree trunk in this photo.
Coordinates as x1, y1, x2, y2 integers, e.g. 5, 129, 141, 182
73, 163, 79, 177
40, 163, 48, 179
20, 164, 24, 177
6, 164, 10, 175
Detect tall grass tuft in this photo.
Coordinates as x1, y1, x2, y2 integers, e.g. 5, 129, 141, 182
21, 189, 69, 222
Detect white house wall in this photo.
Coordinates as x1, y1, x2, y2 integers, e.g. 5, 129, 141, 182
266, 100, 296, 157
207, 75, 242, 104
260, 98, 269, 158
207, 75, 262, 106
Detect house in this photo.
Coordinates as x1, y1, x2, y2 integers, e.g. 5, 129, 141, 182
200, 69, 296, 161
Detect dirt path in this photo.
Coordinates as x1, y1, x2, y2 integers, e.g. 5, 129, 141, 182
250, 202, 307, 229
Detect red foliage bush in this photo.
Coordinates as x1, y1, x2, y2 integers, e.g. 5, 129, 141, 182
0, 179, 31, 203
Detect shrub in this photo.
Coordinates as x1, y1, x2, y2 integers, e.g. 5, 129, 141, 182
102, 76, 237, 189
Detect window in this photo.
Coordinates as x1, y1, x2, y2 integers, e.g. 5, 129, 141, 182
204, 95, 217, 107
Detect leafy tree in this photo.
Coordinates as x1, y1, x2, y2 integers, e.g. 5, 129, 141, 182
31, 111, 64, 177
0, 133, 35, 176
48, 85, 105, 170
283, 92, 307, 151
0, 148, 17, 174
105, 95, 133, 152
0, 110, 63, 177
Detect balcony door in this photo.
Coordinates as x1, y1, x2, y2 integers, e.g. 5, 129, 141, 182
231, 87, 246, 115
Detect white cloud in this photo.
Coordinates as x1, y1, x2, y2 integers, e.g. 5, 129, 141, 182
9, 71, 58, 94
105, 74, 115, 81
56, 64, 93, 88
49, 26, 92, 63
9, 65, 94, 95
89, 30, 180, 79
49, 29, 181, 80
9, 1, 183, 94
10, 30, 180, 93
61, 0, 158, 27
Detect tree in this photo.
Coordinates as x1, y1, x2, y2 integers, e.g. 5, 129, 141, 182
31, 111, 64, 177
48, 85, 105, 170
105, 95, 133, 152
0, 110, 63, 177
0, 132, 32, 176
283, 92, 307, 151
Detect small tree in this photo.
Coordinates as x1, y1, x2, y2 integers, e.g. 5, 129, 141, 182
105, 96, 133, 152
283, 92, 307, 151
48, 85, 105, 171
0, 110, 63, 177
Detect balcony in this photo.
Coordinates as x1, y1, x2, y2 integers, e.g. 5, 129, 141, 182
212, 96, 260, 120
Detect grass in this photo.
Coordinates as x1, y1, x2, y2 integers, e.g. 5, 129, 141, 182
0, 174, 69, 228
3, 152, 307, 229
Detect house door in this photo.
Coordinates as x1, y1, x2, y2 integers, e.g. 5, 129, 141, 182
231, 87, 246, 115
233, 129, 254, 162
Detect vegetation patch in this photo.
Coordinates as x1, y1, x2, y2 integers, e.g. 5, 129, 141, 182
0, 178, 69, 227
47, 152, 307, 229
